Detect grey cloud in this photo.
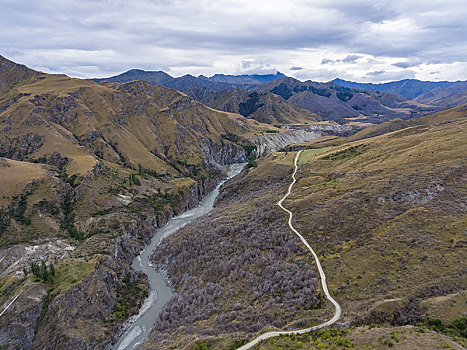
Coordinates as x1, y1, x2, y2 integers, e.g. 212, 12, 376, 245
366, 70, 387, 76
237, 59, 277, 75
364, 69, 416, 81
393, 61, 421, 68
341, 55, 361, 63
321, 58, 334, 65
321, 55, 361, 65
0, 0, 466, 81
292, 67, 345, 82
289, 66, 303, 70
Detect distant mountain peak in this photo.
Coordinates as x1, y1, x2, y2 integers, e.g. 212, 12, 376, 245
93, 69, 173, 85
330, 78, 347, 84
330, 77, 467, 101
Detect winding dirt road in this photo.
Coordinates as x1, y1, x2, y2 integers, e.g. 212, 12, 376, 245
238, 150, 341, 350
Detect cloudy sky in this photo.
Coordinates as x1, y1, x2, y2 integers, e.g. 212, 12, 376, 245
1, 0, 466, 82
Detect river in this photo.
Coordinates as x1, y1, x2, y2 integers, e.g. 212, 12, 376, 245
112, 163, 246, 350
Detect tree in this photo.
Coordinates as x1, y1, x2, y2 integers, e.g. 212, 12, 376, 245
40, 261, 48, 281
50, 262, 55, 277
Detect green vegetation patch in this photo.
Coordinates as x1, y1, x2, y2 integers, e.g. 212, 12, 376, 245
320, 144, 367, 161
137, 163, 164, 179
0, 276, 23, 307
191, 340, 212, 350
271, 83, 293, 100
26, 260, 55, 283
239, 92, 264, 117
60, 192, 83, 240
56, 260, 94, 292
112, 273, 147, 320
0, 191, 32, 239
421, 316, 467, 347
254, 328, 353, 349
221, 132, 240, 143
299, 147, 332, 165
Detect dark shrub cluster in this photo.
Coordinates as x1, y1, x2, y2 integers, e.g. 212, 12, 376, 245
238, 92, 264, 117
359, 297, 426, 326
27, 260, 55, 282
423, 316, 467, 339
151, 183, 321, 338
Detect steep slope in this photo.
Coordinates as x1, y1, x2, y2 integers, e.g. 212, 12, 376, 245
288, 90, 360, 121
248, 105, 467, 349
142, 105, 466, 349
332, 78, 467, 104
0, 56, 275, 349
0, 62, 266, 178
415, 88, 467, 107
0, 55, 40, 96
94, 70, 243, 102
257, 78, 441, 123
144, 152, 327, 349
165, 74, 243, 101
296, 103, 467, 147
201, 88, 321, 125
94, 71, 324, 126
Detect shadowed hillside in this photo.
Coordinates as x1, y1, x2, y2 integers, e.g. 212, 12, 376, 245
256, 78, 442, 123
332, 78, 467, 106
201, 88, 322, 125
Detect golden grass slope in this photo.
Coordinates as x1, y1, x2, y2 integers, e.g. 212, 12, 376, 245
0, 66, 273, 179
0, 158, 47, 206
182, 106, 466, 349
273, 107, 467, 345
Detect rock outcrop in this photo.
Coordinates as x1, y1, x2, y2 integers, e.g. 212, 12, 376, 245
249, 123, 360, 155
0, 142, 243, 349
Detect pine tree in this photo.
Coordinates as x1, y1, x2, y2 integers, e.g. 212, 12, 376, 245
50, 262, 55, 277
40, 261, 48, 281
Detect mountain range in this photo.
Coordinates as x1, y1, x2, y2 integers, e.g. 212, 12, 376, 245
95, 69, 466, 124
0, 55, 466, 350
331, 78, 467, 106
94, 70, 286, 86
0, 55, 280, 348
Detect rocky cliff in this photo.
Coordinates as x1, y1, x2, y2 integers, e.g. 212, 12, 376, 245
0, 154, 240, 349
249, 123, 360, 155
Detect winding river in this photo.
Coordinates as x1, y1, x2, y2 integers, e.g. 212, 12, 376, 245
112, 163, 246, 350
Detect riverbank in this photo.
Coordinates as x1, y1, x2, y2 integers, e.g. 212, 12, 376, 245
112, 164, 246, 350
